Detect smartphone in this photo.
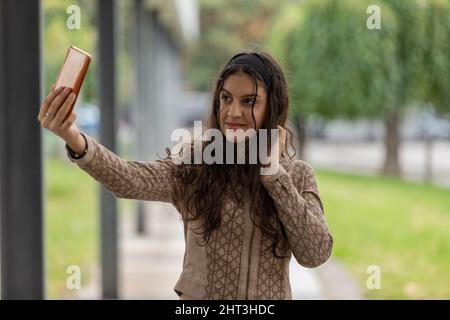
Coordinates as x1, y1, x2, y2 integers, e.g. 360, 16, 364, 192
54, 46, 91, 122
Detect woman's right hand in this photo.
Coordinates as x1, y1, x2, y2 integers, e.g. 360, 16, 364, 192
37, 85, 85, 152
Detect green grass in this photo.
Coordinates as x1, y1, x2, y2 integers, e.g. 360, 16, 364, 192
45, 157, 98, 299
45, 156, 133, 299
316, 168, 450, 299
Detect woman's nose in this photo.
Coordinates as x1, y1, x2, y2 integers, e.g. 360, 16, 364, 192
228, 101, 242, 118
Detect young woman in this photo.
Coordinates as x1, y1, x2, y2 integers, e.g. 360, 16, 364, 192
38, 51, 333, 300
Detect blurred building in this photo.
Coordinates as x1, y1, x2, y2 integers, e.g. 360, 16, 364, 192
132, 0, 200, 160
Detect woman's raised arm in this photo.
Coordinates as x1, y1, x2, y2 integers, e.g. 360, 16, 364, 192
37, 85, 179, 204
66, 132, 180, 204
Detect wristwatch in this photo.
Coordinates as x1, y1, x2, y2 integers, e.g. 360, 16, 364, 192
65, 132, 88, 159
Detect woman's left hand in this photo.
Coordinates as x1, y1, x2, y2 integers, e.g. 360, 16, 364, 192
261, 125, 286, 169
260, 125, 287, 179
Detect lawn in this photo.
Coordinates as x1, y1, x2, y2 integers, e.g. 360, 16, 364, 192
317, 168, 450, 299
45, 157, 98, 298
45, 156, 133, 299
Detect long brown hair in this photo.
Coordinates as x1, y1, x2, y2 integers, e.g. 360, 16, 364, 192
165, 50, 295, 258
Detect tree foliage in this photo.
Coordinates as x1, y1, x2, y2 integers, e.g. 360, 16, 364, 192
269, 0, 450, 120
185, 0, 282, 91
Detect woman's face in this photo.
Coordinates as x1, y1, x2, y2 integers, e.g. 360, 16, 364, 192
219, 72, 268, 143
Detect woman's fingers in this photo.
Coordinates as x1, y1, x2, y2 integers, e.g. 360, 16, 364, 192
38, 85, 80, 142
38, 86, 64, 121
60, 112, 77, 131
41, 87, 72, 128
277, 125, 287, 155
279, 125, 287, 140
47, 87, 72, 115
52, 92, 76, 127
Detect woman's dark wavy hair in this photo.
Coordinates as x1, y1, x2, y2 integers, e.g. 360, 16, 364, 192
165, 50, 296, 258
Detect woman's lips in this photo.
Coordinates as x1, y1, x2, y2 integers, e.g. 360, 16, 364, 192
225, 122, 246, 129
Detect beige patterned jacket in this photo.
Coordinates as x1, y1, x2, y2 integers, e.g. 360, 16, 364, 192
66, 132, 334, 300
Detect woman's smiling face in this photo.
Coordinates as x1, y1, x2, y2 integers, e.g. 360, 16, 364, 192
219, 72, 268, 143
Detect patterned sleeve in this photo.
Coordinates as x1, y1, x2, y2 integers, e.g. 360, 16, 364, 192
65, 132, 180, 204
260, 159, 334, 268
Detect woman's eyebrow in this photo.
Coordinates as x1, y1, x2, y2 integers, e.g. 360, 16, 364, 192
221, 88, 260, 98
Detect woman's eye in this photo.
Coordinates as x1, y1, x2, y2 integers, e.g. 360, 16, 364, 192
244, 98, 255, 105
221, 94, 254, 106
221, 94, 231, 102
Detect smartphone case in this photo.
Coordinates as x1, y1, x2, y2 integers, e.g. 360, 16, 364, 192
54, 46, 91, 122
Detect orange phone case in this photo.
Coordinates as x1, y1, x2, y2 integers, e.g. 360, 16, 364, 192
54, 46, 91, 122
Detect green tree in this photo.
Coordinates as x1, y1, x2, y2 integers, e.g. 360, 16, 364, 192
379, 0, 426, 175
421, 0, 450, 114
265, 3, 307, 157
418, 0, 450, 181
272, 0, 399, 167
270, 0, 450, 176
